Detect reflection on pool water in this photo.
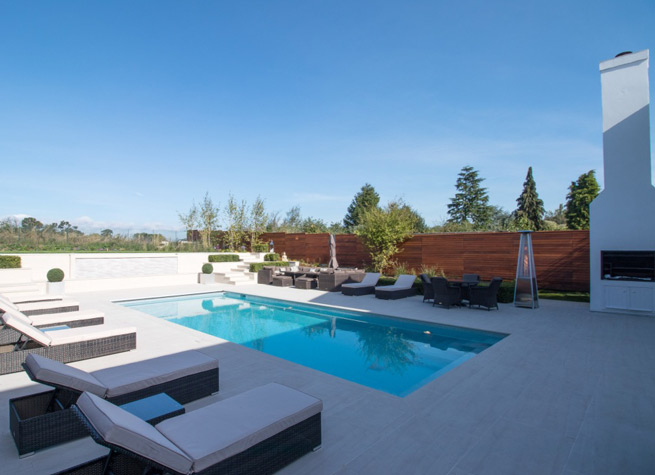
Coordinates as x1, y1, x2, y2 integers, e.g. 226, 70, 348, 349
121, 292, 506, 397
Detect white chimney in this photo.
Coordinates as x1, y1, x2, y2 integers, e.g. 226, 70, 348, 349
590, 50, 655, 315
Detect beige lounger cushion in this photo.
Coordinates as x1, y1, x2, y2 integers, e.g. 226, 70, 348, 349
46, 325, 137, 346
1, 310, 53, 346
24, 354, 107, 396
156, 382, 323, 472
95, 351, 218, 398
16, 298, 79, 313
77, 392, 193, 474
28, 309, 104, 327
0, 294, 20, 311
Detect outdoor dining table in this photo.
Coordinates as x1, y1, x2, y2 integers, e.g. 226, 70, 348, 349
448, 280, 480, 305
282, 271, 320, 284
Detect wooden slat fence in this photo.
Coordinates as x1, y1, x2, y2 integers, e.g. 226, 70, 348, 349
260, 230, 590, 291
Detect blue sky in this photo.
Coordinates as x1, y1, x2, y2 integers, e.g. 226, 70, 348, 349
1, 0, 653, 236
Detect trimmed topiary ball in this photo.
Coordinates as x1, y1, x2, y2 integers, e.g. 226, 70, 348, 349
202, 263, 214, 274
47, 268, 65, 282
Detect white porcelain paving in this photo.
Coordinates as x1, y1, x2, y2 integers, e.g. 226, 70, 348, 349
1, 283, 654, 474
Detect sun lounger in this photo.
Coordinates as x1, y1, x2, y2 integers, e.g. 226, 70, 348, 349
0, 306, 104, 345
0, 291, 66, 305
10, 352, 219, 455
374, 274, 418, 300
58, 383, 322, 475
0, 294, 80, 316
342, 272, 381, 296
0, 307, 136, 375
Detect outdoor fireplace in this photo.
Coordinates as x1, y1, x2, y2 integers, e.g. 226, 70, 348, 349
601, 251, 655, 282
589, 50, 655, 315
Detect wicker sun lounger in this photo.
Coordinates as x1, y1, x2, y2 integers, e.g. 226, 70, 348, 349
341, 272, 381, 296
57, 383, 322, 475
10, 352, 219, 455
0, 306, 104, 345
0, 308, 136, 376
374, 274, 418, 300
0, 294, 80, 316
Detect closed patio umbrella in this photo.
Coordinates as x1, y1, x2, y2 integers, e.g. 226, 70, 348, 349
328, 234, 339, 269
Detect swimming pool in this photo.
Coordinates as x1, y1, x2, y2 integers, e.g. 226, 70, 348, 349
121, 292, 506, 397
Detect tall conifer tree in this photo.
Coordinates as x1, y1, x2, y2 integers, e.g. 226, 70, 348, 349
447, 166, 491, 229
343, 184, 380, 231
514, 167, 545, 230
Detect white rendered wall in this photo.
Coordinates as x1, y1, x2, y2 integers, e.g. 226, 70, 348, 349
590, 50, 655, 314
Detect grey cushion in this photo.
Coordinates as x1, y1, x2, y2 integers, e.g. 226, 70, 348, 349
95, 351, 218, 398
156, 383, 323, 472
24, 354, 108, 396
76, 392, 193, 474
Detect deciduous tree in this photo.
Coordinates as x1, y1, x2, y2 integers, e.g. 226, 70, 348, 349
565, 170, 600, 230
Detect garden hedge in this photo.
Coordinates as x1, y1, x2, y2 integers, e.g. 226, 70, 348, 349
249, 261, 290, 273
208, 254, 240, 263
0, 256, 21, 269
264, 253, 281, 262
252, 243, 268, 252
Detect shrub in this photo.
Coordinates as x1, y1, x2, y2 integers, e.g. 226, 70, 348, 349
47, 268, 65, 282
0, 255, 21, 269
202, 263, 214, 274
264, 253, 280, 261
497, 280, 515, 303
251, 242, 268, 252
208, 254, 240, 263
249, 261, 289, 272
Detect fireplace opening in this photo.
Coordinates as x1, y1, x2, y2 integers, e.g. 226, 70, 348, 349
601, 251, 655, 282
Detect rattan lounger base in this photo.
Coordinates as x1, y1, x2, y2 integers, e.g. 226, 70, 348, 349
22, 305, 80, 316
10, 367, 219, 456
56, 412, 321, 475
0, 332, 137, 375
342, 286, 375, 296
374, 288, 418, 300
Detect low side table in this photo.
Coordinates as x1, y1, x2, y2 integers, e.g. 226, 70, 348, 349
120, 393, 185, 425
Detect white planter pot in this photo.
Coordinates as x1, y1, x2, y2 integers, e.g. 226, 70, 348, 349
47, 281, 65, 295
198, 273, 214, 284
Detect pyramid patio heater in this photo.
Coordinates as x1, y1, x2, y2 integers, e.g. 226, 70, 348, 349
514, 230, 539, 308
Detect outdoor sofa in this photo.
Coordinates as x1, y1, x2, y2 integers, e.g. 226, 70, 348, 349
0, 308, 136, 375
0, 305, 104, 345
317, 269, 365, 291
10, 352, 219, 455
58, 383, 322, 475
341, 272, 381, 296
374, 274, 418, 300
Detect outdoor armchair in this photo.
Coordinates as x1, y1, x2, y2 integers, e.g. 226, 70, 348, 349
431, 277, 462, 309
419, 274, 434, 303
374, 274, 417, 300
59, 383, 322, 475
468, 277, 503, 310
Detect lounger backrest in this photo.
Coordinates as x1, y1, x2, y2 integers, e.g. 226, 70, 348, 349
394, 274, 416, 289
1, 309, 52, 346
0, 294, 19, 311
76, 392, 193, 474
24, 354, 108, 396
360, 273, 381, 286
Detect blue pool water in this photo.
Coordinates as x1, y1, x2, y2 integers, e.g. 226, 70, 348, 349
121, 292, 506, 397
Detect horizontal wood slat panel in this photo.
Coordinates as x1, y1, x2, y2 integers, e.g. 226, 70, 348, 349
260, 230, 589, 291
